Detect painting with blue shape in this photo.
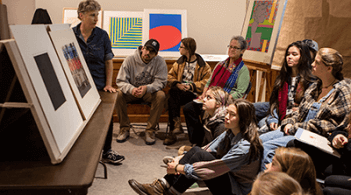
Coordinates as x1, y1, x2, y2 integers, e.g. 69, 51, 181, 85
149, 14, 182, 52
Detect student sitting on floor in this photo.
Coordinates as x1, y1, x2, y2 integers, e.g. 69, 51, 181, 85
263, 147, 322, 195
251, 171, 308, 195
259, 47, 351, 172
288, 115, 351, 194
128, 99, 263, 195
254, 40, 316, 135
183, 35, 250, 147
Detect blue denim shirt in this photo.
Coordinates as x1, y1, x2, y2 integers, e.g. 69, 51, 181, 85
73, 23, 114, 90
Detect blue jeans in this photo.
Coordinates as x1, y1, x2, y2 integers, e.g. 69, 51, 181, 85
254, 102, 270, 123
259, 128, 295, 171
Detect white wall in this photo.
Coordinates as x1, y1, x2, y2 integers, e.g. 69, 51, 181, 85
3, 0, 36, 25
35, 0, 247, 55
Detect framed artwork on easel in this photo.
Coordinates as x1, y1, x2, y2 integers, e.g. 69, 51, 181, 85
241, 0, 288, 64
8, 25, 86, 164
49, 28, 101, 121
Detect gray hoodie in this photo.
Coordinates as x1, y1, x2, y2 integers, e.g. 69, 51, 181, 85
116, 46, 167, 95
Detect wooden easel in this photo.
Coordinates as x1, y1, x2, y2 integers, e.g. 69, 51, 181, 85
0, 41, 32, 130
0, 40, 78, 164
243, 59, 273, 102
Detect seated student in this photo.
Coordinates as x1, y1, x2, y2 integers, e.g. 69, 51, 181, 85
183, 35, 250, 146
164, 37, 211, 145
128, 99, 263, 195
259, 47, 351, 171
288, 116, 351, 194
116, 39, 168, 145
254, 40, 316, 134
264, 147, 322, 195
167, 86, 232, 146
251, 171, 307, 195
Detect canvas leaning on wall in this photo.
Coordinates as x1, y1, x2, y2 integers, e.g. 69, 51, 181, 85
241, 0, 288, 64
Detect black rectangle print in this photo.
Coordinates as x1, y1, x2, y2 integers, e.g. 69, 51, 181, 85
34, 53, 66, 110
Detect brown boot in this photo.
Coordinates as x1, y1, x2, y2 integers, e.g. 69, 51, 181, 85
163, 132, 177, 145
128, 179, 167, 195
173, 117, 183, 134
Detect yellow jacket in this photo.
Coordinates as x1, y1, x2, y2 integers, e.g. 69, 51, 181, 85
167, 54, 211, 95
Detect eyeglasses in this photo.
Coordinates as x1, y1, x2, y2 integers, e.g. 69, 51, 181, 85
227, 45, 241, 50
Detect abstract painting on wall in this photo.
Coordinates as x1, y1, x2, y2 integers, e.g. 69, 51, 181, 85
103, 11, 143, 57
241, 0, 288, 64
143, 9, 187, 57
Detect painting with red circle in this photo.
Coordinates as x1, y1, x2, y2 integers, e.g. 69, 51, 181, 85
149, 14, 182, 52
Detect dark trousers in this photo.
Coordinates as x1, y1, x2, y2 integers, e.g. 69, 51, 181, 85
183, 101, 205, 146
103, 117, 113, 153
323, 175, 351, 195
164, 146, 233, 195
168, 87, 196, 130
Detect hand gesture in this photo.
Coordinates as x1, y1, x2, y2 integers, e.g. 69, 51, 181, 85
103, 85, 117, 93
284, 124, 293, 135
332, 134, 348, 149
270, 123, 278, 131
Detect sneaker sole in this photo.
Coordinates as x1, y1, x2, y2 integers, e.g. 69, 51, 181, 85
128, 180, 149, 195
162, 156, 174, 165
145, 140, 155, 145
103, 157, 125, 164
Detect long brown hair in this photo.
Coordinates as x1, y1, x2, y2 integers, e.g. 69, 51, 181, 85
269, 41, 315, 120
217, 99, 263, 163
181, 37, 196, 62
252, 171, 307, 195
274, 147, 322, 195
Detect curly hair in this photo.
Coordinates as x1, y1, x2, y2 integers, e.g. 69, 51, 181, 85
77, 0, 101, 19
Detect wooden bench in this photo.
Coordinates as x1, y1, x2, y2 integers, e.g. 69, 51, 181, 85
112, 58, 278, 123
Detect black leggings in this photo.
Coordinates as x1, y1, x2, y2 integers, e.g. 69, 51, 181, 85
183, 101, 205, 146
168, 87, 196, 130
164, 146, 233, 195
323, 175, 351, 195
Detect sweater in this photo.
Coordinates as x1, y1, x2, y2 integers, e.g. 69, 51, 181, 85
205, 57, 250, 99
116, 46, 167, 94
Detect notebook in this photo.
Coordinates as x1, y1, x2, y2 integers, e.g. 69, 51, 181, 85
294, 129, 341, 158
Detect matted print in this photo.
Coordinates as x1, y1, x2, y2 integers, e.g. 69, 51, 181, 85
10, 25, 84, 163
241, 0, 288, 64
103, 11, 143, 57
49, 28, 101, 120
62, 8, 102, 28
143, 9, 187, 57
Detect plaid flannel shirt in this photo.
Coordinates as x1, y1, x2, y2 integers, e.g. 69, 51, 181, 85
281, 79, 351, 137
